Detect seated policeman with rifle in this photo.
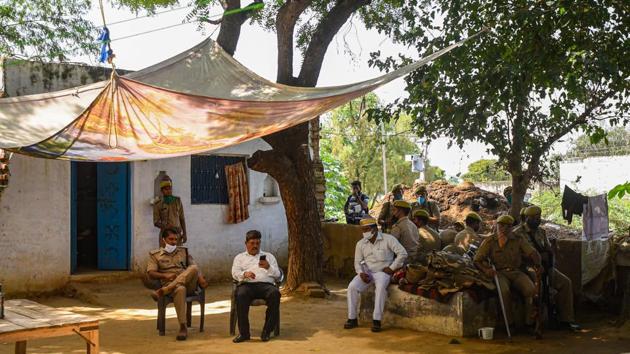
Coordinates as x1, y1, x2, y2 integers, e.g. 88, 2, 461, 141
474, 215, 542, 335
514, 205, 581, 332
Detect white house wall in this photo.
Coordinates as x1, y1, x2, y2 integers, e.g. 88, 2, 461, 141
0, 155, 71, 294
559, 155, 630, 194
132, 139, 289, 281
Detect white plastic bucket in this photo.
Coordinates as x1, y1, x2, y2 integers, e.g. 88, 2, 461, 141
478, 327, 494, 340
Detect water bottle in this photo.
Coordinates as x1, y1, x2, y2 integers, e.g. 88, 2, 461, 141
0, 283, 4, 319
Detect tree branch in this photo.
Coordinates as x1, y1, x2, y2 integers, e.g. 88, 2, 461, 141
216, 0, 249, 55
248, 149, 296, 184
276, 0, 312, 85
297, 0, 372, 87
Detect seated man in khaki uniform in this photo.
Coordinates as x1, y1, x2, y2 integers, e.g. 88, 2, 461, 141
514, 205, 580, 331
454, 212, 482, 253
410, 185, 441, 230
147, 228, 208, 340
474, 215, 542, 330
411, 209, 441, 262
377, 184, 404, 233
389, 200, 419, 260
439, 221, 465, 248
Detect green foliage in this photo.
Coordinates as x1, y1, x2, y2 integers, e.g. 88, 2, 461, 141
0, 0, 97, 61
425, 161, 445, 182
366, 0, 629, 201
322, 93, 424, 203
531, 189, 630, 234
567, 127, 630, 158
321, 138, 348, 221
461, 159, 509, 182
609, 182, 630, 200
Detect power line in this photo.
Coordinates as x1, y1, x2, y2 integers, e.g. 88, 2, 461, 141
110, 21, 199, 42
107, 5, 193, 26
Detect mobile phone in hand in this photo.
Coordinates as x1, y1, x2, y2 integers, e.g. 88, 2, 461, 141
260, 254, 267, 261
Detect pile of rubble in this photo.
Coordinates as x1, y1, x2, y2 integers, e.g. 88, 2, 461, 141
370, 180, 581, 238
370, 180, 509, 233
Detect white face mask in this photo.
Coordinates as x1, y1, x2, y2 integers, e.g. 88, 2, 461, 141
363, 231, 373, 239
164, 243, 177, 253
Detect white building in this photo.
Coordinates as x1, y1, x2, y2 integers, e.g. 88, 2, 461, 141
0, 59, 288, 294
559, 155, 630, 194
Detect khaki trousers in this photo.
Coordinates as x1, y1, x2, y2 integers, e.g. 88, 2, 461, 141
551, 268, 574, 322
162, 265, 199, 324
497, 270, 535, 325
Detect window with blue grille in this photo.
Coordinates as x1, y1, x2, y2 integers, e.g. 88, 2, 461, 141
191, 155, 247, 204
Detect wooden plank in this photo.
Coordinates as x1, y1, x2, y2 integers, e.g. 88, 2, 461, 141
5, 300, 95, 326
14, 341, 26, 354
86, 329, 99, 354
0, 320, 25, 334
0, 324, 79, 343
1, 310, 54, 331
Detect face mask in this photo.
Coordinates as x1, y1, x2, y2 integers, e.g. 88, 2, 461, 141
506, 195, 512, 204
163, 195, 176, 204
164, 243, 177, 253
393, 193, 402, 201
527, 219, 541, 230
417, 196, 426, 205
363, 231, 373, 239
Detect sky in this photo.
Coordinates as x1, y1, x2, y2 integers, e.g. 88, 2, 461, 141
71, 2, 503, 178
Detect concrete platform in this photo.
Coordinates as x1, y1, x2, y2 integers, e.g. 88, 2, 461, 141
359, 285, 498, 337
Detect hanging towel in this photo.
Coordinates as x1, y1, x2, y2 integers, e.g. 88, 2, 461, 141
561, 185, 587, 224
225, 162, 250, 224
582, 194, 609, 241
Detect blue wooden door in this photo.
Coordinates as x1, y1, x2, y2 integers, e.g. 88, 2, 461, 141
97, 163, 130, 270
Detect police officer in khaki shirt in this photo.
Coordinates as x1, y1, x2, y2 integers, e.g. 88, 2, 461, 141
153, 179, 187, 247
389, 200, 419, 260
147, 228, 208, 340
411, 209, 441, 261
377, 184, 404, 233
514, 205, 580, 331
454, 212, 483, 252
474, 215, 542, 328
410, 185, 441, 230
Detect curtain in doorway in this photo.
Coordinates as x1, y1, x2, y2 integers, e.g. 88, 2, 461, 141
225, 162, 249, 224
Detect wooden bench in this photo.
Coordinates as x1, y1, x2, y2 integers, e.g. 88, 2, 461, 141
0, 299, 99, 353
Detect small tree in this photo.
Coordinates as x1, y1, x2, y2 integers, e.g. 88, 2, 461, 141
461, 159, 509, 182
368, 0, 629, 217
0, 0, 96, 61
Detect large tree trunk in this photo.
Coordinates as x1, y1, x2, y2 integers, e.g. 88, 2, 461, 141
216, 0, 371, 292
509, 171, 530, 219
248, 125, 324, 291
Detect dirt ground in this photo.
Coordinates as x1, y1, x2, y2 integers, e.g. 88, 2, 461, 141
2, 278, 630, 354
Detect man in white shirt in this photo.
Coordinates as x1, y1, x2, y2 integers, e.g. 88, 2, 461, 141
344, 217, 407, 333
231, 230, 282, 343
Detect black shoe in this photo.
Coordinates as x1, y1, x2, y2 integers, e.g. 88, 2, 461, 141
371, 320, 382, 332
261, 331, 271, 342
232, 335, 250, 343
344, 319, 358, 329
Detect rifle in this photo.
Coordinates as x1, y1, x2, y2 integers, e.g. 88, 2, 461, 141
532, 266, 544, 339
490, 262, 512, 340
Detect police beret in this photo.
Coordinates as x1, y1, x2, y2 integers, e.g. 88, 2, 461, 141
413, 209, 430, 218
465, 211, 482, 222
524, 205, 542, 216
497, 215, 515, 225
415, 185, 427, 195
160, 180, 172, 189
391, 184, 403, 194
393, 200, 411, 209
